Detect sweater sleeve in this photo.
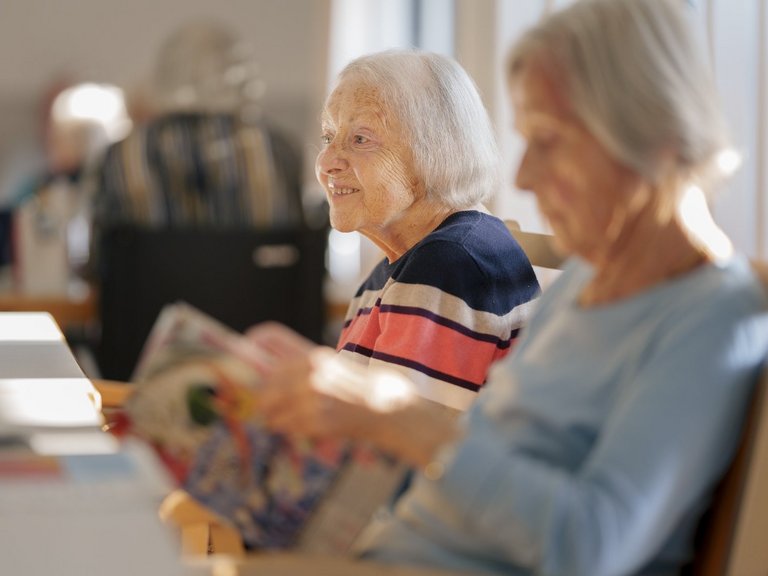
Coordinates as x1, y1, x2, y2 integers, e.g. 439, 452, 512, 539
430, 297, 768, 576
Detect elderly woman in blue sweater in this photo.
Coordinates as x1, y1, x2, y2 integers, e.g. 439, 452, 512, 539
250, 0, 768, 574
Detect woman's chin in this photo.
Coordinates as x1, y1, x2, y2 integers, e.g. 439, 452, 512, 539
329, 217, 357, 234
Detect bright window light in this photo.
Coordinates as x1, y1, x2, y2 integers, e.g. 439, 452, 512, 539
0, 378, 102, 429
0, 313, 62, 342
51, 83, 132, 142
716, 148, 741, 176
328, 229, 361, 282
679, 185, 733, 259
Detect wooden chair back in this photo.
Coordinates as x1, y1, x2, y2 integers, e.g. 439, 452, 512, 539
504, 219, 564, 270
691, 263, 768, 576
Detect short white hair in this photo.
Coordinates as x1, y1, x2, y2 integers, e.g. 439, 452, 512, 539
508, 0, 730, 187
338, 50, 501, 209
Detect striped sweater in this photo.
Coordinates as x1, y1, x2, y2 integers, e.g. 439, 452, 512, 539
337, 211, 540, 410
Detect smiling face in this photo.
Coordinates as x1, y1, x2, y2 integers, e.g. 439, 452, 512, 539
510, 58, 644, 262
316, 74, 425, 249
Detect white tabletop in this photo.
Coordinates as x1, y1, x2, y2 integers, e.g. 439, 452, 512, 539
0, 312, 186, 576
0, 312, 84, 378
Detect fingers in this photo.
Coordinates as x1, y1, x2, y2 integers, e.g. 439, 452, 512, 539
257, 353, 372, 441
259, 374, 336, 438
262, 392, 337, 438
245, 322, 316, 360
253, 346, 417, 445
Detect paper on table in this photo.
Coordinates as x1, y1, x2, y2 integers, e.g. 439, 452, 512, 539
0, 378, 102, 434
0, 440, 184, 576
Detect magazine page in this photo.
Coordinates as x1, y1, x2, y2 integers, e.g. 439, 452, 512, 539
123, 302, 407, 553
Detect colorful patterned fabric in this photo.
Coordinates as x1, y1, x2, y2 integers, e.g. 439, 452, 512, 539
91, 112, 303, 230
338, 211, 540, 410
184, 422, 349, 549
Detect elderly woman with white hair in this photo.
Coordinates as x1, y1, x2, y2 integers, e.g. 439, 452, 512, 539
141, 48, 538, 554
313, 50, 539, 408
250, 0, 768, 574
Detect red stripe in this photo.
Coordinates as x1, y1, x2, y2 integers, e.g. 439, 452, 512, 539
339, 308, 512, 386
337, 307, 382, 351
378, 312, 505, 385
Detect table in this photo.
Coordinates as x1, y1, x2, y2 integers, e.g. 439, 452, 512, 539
209, 553, 471, 576
0, 312, 189, 576
0, 283, 96, 332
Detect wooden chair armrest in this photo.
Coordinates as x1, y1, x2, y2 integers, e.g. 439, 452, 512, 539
214, 553, 473, 576
90, 378, 135, 408
160, 489, 245, 558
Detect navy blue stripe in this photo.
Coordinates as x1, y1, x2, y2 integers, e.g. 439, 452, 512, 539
340, 343, 481, 392
387, 212, 539, 313
353, 259, 394, 296
352, 213, 540, 312
380, 304, 513, 349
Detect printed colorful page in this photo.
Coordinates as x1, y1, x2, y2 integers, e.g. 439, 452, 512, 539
124, 302, 406, 552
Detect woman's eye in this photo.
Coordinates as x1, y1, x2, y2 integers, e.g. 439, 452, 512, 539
321, 133, 333, 145
353, 135, 370, 145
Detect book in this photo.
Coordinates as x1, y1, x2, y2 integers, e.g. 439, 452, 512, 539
123, 302, 407, 553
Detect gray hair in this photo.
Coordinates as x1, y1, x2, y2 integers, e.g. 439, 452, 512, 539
507, 0, 730, 187
151, 20, 264, 115
338, 50, 501, 209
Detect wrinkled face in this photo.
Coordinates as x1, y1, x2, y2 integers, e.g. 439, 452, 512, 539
315, 75, 423, 237
510, 59, 643, 261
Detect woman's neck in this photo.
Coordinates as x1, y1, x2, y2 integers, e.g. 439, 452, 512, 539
580, 210, 714, 307
366, 203, 467, 263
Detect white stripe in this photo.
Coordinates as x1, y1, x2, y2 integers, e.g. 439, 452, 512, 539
339, 349, 477, 412
347, 281, 538, 340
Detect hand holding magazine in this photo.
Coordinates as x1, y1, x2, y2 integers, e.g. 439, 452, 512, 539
123, 302, 408, 553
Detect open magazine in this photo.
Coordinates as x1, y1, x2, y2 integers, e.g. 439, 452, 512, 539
122, 302, 408, 553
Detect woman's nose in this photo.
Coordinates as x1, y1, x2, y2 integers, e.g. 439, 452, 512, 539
316, 142, 348, 176
514, 147, 537, 194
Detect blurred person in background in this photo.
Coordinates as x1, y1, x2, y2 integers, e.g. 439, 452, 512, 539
89, 19, 304, 256
87, 20, 329, 384
4, 82, 120, 295
247, 0, 768, 574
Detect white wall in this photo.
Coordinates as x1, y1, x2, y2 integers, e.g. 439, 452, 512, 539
0, 0, 331, 201
456, 0, 768, 261
2, 0, 764, 259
